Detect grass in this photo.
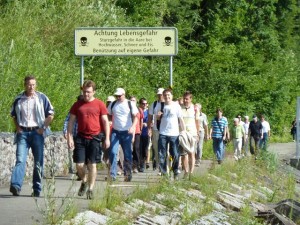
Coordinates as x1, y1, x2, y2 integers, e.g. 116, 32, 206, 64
36, 142, 298, 224
34, 176, 78, 225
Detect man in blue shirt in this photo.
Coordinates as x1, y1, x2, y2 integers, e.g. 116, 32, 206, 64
10, 75, 54, 197
209, 108, 228, 164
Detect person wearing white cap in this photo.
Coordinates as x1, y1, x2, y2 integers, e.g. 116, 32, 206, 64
147, 88, 165, 171
107, 87, 139, 182
243, 116, 250, 156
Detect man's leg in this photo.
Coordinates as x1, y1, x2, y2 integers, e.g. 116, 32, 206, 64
196, 132, 205, 165
73, 136, 88, 196
30, 130, 45, 196
152, 130, 160, 170
158, 134, 168, 175
169, 136, 179, 178
249, 136, 255, 155
109, 131, 120, 180
10, 132, 29, 195
233, 139, 238, 160
119, 131, 133, 181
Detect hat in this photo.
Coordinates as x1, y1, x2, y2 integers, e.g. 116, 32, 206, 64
234, 118, 239, 123
106, 96, 115, 102
253, 114, 257, 119
244, 116, 249, 119
157, 88, 164, 95
114, 88, 125, 96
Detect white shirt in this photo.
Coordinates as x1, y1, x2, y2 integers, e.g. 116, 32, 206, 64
159, 102, 182, 136
261, 121, 271, 133
197, 112, 208, 132
108, 100, 138, 131
243, 122, 250, 135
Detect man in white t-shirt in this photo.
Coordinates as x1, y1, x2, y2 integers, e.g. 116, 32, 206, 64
158, 88, 185, 179
147, 88, 165, 170
259, 115, 271, 151
107, 88, 138, 182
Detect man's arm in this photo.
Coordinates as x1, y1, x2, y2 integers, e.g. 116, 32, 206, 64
101, 115, 110, 149
129, 114, 138, 134
178, 117, 186, 132
209, 127, 212, 139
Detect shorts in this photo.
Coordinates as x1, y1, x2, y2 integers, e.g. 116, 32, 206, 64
73, 134, 103, 164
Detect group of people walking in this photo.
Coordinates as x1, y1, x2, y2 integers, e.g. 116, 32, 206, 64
8, 76, 271, 200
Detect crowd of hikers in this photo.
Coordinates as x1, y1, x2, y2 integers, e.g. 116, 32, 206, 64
9, 76, 272, 200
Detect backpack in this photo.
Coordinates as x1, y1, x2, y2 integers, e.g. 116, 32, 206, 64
110, 100, 133, 122
153, 100, 165, 130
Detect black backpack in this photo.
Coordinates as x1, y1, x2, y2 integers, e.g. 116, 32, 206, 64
153, 100, 164, 130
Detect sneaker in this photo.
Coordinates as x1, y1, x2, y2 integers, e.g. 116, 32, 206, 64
146, 163, 150, 169
117, 171, 122, 176
133, 168, 139, 173
195, 160, 200, 167
217, 160, 222, 164
10, 186, 20, 196
124, 174, 132, 182
78, 182, 88, 196
31, 191, 40, 197
86, 190, 94, 200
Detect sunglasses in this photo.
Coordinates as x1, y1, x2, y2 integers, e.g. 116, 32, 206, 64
115, 95, 122, 98
141, 102, 147, 105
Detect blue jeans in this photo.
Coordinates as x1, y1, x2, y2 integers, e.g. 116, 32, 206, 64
212, 137, 224, 161
158, 134, 179, 175
10, 130, 45, 193
259, 132, 268, 151
109, 129, 133, 178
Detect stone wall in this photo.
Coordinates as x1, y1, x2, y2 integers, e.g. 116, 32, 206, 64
0, 132, 69, 187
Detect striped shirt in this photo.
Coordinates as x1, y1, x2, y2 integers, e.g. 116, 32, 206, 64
211, 117, 227, 138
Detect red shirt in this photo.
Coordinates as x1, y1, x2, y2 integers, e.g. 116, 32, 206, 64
135, 108, 144, 135
70, 99, 107, 138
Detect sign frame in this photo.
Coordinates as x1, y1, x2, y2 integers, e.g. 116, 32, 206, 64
74, 27, 178, 57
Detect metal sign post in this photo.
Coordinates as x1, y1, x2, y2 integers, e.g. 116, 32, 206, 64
80, 56, 84, 92
74, 27, 178, 88
296, 97, 300, 159
169, 56, 173, 89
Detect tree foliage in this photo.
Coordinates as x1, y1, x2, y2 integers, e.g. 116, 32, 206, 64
0, 0, 299, 136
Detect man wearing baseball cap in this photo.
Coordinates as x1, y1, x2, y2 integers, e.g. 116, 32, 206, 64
107, 87, 138, 182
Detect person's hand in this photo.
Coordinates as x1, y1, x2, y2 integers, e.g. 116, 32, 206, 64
157, 111, 163, 119
128, 126, 135, 134
16, 126, 23, 133
37, 128, 44, 135
104, 139, 110, 150
68, 138, 74, 150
